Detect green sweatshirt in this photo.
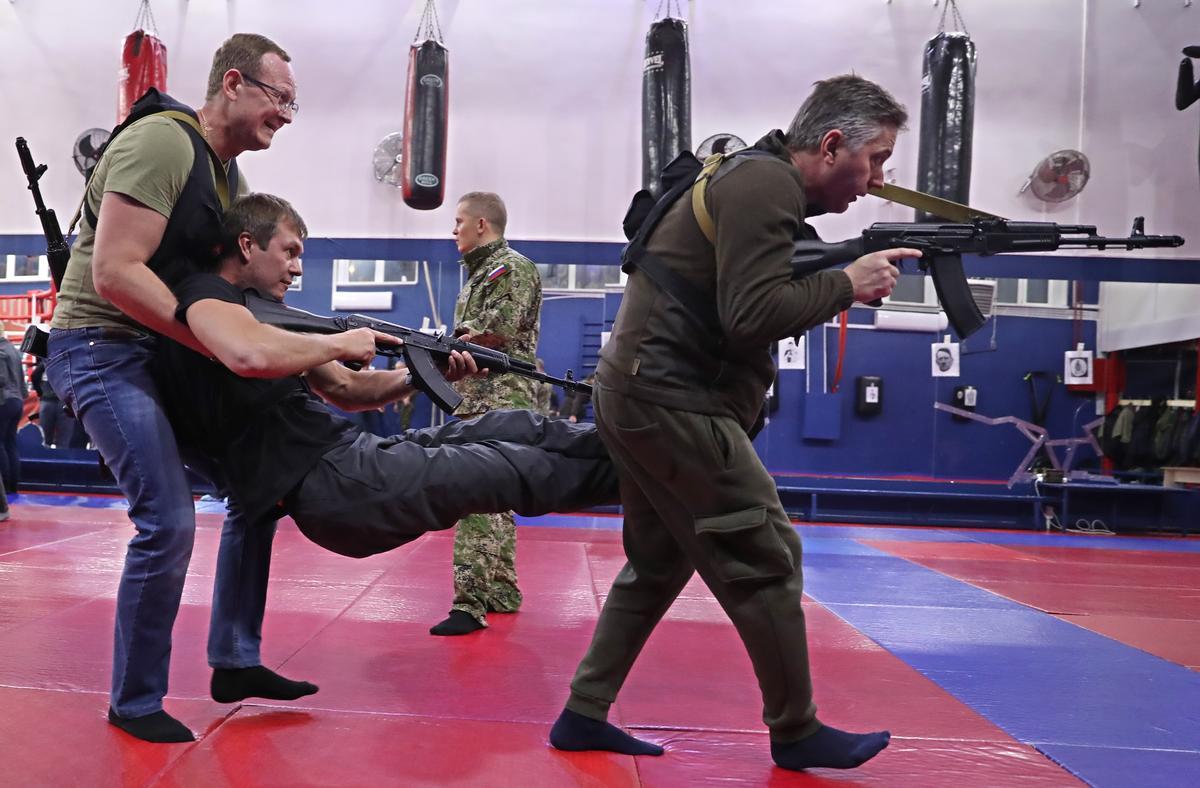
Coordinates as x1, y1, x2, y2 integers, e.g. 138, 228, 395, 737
598, 130, 854, 430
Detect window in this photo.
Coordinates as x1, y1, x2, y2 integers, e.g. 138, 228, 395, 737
884, 273, 933, 305
333, 259, 419, 286
884, 274, 1069, 309
0, 254, 50, 282
536, 264, 621, 291
994, 278, 1068, 307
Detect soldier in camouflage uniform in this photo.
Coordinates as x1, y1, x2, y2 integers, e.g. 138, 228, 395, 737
532, 359, 559, 417
431, 191, 543, 636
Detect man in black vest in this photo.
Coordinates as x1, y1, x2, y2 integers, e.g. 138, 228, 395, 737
44, 34, 312, 743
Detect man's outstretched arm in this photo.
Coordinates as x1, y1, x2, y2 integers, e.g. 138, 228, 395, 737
306, 350, 479, 412
184, 298, 381, 378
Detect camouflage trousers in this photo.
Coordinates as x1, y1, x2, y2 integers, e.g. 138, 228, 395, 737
451, 511, 522, 624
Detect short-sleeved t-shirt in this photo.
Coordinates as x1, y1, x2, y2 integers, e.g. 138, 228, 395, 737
154, 274, 357, 521
53, 116, 247, 330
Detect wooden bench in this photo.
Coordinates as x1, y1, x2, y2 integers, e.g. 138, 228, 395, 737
1162, 466, 1200, 488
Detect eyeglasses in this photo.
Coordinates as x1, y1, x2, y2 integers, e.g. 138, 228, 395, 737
241, 73, 299, 115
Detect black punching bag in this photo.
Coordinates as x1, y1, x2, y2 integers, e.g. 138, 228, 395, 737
642, 16, 691, 196
1177, 46, 1200, 190
915, 31, 976, 222
402, 39, 449, 210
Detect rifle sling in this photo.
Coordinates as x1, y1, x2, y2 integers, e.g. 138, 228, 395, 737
868, 183, 1002, 222
624, 243, 722, 339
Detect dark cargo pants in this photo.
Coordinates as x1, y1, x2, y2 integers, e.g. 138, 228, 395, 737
565, 385, 822, 743
284, 409, 618, 559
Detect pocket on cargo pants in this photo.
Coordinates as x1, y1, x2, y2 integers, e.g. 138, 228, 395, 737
694, 505, 794, 583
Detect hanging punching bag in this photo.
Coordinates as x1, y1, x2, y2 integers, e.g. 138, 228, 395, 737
1176, 46, 1200, 190
118, 3, 167, 123
642, 15, 691, 196
914, 31, 976, 222
402, 39, 449, 210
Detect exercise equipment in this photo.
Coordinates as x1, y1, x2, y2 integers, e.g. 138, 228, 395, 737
118, 1, 167, 123
402, 0, 449, 210
642, 1, 691, 196
1177, 46, 1200, 189
914, 0, 976, 222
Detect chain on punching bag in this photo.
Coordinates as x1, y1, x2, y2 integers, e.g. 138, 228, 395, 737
915, 0, 976, 222
642, 0, 691, 197
118, 0, 167, 123
402, 0, 449, 211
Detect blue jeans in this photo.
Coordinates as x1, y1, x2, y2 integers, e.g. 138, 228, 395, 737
183, 455, 277, 670
46, 328, 273, 716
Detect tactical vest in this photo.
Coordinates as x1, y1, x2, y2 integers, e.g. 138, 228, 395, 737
620, 147, 777, 338
618, 146, 782, 437
81, 88, 240, 288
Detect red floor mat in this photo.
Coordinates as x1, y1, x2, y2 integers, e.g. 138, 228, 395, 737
629, 731, 1081, 787
1054, 615, 1200, 670
871, 552, 1200, 590
0, 686, 219, 787
160, 708, 642, 787
0, 507, 1088, 785
868, 540, 1200, 670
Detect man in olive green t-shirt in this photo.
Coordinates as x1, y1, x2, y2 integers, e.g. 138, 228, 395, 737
52, 115, 247, 329
44, 33, 317, 745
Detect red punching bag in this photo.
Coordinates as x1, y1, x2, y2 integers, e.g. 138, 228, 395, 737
402, 0, 449, 211
118, 1, 167, 123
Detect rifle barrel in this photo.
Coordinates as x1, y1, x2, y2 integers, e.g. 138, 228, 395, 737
1057, 235, 1185, 249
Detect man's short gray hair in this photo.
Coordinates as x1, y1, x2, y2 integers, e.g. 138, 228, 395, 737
784, 74, 908, 152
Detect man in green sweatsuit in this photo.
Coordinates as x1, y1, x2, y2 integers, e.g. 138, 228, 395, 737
551, 75, 922, 773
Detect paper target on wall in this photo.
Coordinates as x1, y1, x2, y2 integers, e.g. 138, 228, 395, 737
931, 341, 960, 377
1064, 349, 1093, 385
778, 336, 804, 370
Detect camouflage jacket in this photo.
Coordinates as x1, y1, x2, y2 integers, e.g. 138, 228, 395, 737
453, 238, 542, 414
532, 380, 555, 416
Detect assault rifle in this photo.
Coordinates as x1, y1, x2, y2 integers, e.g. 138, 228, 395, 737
243, 291, 590, 415
16, 137, 71, 290
792, 217, 1185, 339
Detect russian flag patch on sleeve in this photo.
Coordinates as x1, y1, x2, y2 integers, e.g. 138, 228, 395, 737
486, 263, 511, 282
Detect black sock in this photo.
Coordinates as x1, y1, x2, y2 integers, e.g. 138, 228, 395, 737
211, 665, 319, 704
429, 610, 485, 636
549, 708, 663, 756
771, 725, 890, 770
107, 707, 195, 743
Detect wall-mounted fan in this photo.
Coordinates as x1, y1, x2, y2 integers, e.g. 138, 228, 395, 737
696, 133, 746, 159
73, 128, 111, 178
372, 132, 405, 186
1020, 149, 1090, 203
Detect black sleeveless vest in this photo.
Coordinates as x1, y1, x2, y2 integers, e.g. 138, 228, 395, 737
85, 88, 240, 287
